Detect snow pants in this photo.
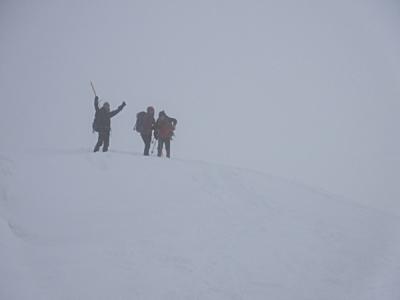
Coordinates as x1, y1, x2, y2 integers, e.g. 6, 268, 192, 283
141, 133, 152, 156
94, 130, 110, 152
157, 138, 171, 158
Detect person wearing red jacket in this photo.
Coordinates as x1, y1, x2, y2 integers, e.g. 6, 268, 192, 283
154, 111, 177, 158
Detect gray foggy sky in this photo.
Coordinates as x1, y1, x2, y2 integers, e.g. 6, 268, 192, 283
1, 0, 400, 214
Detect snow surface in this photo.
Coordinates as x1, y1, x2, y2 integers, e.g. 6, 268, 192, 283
1, 150, 399, 299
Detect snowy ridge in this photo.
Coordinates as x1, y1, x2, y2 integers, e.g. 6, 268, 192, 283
0, 150, 399, 300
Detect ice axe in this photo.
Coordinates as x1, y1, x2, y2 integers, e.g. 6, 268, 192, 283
90, 81, 97, 97
90, 81, 102, 105
151, 138, 157, 155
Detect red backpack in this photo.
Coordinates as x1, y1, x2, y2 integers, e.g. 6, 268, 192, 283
157, 118, 175, 139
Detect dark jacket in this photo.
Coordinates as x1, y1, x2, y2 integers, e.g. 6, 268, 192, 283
93, 97, 125, 132
142, 113, 155, 135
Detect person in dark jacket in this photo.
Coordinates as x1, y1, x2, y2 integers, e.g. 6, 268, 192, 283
139, 106, 156, 156
93, 96, 126, 152
154, 110, 177, 158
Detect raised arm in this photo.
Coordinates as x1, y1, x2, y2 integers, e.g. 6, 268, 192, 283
94, 96, 100, 112
109, 101, 126, 118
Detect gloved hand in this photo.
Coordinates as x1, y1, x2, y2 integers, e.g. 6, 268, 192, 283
118, 102, 126, 110
153, 131, 159, 140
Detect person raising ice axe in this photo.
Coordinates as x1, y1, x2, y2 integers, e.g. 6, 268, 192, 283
91, 81, 126, 152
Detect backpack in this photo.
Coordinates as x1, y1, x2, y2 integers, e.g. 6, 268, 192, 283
157, 117, 177, 139
92, 110, 101, 132
134, 111, 146, 133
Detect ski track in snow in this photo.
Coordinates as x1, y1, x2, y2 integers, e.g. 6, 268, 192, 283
0, 149, 399, 300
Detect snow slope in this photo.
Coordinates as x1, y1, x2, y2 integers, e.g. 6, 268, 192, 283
1, 150, 399, 300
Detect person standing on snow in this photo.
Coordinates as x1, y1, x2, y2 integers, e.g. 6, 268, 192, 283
134, 106, 156, 156
154, 110, 177, 158
92, 96, 126, 152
